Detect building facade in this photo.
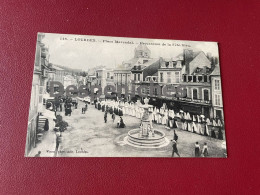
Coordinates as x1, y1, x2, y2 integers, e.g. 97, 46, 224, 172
133, 49, 219, 119
211, 65, 224, 120
114, 44, 152, 100
25, 33, 50, 156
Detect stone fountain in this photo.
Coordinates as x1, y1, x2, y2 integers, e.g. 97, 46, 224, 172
125, 98, 169, 148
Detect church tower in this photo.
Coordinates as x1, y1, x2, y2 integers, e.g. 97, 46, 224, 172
134, 44, 151, 58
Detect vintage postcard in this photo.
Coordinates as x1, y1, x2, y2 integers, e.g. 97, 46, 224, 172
25, 33, 226, 157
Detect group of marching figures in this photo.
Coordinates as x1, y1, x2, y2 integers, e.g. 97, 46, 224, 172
95, 100, 224, 139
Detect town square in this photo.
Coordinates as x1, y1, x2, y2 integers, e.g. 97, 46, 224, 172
25, 33, 226, 157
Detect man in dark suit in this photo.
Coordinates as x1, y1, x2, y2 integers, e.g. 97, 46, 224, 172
171, 140, 180, 157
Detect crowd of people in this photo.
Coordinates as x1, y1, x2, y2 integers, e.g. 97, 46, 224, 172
46, 96, 79, 117
94, 99, 224, 140
95, 100, 126, 128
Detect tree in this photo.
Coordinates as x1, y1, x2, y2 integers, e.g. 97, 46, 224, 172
54, 115, 68, 132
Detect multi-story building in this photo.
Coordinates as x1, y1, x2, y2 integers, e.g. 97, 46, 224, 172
130, 58, 160, 101
136, 49, 219, 119
210, 65, 224, 120
95, 68, 114, 93
179, 51, 213, 118
114, 44, 152, 100
25, 33, 50, 156
52, 64, 66, 86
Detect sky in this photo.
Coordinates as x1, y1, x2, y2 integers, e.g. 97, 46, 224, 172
42, 33, 219, 71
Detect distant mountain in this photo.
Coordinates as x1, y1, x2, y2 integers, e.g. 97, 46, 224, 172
52, 64, 83, 73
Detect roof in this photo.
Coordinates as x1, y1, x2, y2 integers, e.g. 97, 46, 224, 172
210, 65, 220, 76
114, 64, 133, 71
152, 72, 158, 76
52, 65, 64, 71
131, 58, 159, 71
192, 67, 212, 75
135, 44, 151, 52
114, 57, 139, 71
64, 75, 75, 79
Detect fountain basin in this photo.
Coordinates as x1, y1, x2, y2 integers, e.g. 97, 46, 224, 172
125, 128, 169, 148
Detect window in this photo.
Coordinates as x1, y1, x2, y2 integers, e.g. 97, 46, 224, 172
118, 74, 121, 82
134, 74, 136, 81
160, 73, 163, 82
183, 75, 187, 82
215, 79, 220, 90
35, 85, 39, 107
154, 88, 158, 95
193, 76, 197, 82
204, 75, 208, 82
175, 72, 180, 83
193, 89, 198, 100
215, 94, 221, 105
204, 89, 209, 101
30, 86, 35, 110
138, 74, 140, 81
167, 72, 171, 83
183, 88, 188, 98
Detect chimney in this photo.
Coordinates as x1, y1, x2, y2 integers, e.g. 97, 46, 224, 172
207, 52, 212, 59
176, 60, 182, 68
183, 49, 193, 74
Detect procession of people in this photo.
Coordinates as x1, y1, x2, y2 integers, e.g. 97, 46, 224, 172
94, 98, 224, 140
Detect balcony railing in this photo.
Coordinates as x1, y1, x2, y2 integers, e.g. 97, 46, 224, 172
182, 75, 211, 83
179, 97, 211, 104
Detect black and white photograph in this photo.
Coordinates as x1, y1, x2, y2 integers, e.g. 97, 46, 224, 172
25, 33, 226, 157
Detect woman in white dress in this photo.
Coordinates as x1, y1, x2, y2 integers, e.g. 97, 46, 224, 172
155, 108, 160, 123
197, 122, 203, 135
124, 102, 129, 115
192, 115, 198, 133
168, 109, 174, 128
192, 121, 198, 133
122, 103, 126, 115
132, 103, 136, 116
140, 107, 144, 119
159, 107, 165, 124
152, 107, 156, 122
134, 104, 138, 118
161, 109, 166, 125
206, 118, 211, 126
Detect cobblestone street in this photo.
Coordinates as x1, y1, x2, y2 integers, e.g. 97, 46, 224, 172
51, 100, 226, 157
